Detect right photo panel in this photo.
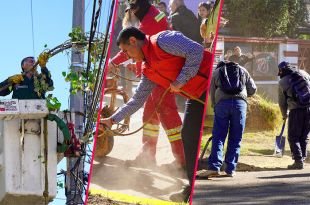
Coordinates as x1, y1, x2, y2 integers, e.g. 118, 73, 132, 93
193, 0, 310, 204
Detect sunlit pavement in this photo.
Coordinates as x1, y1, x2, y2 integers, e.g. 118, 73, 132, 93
193, 165, 310, 205
90, 108, 187, 202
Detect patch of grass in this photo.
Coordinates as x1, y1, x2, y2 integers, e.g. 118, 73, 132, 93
204, 94, 283, 132
201, 94, 285, 157
246, 94, 282, 132
200, 127, 286, 157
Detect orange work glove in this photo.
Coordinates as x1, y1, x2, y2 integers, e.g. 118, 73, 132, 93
38, 52, 50, 68
8, 74, 24, 84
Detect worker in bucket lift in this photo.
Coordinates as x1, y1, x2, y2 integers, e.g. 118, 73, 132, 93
0, 53, 53, 99
102, 27, 213, 202
108, 0, 186, 170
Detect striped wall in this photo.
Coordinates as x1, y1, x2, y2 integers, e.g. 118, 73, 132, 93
279, 43, 299, 67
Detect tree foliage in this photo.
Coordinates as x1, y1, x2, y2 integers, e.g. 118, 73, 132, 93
224, 0, 308, 38
43, 27, 106, 111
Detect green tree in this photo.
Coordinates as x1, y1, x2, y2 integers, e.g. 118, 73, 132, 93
224, 0, 308, 38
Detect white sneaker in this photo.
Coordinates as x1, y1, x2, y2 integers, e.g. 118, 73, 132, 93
225, 171, 236, 177
196, 169, 220, 178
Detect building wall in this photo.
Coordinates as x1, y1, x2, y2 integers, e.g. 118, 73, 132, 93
215, 36, 310, 102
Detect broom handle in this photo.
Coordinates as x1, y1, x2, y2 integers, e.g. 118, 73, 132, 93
279, 119, 286, 136
199, 136, 213, 159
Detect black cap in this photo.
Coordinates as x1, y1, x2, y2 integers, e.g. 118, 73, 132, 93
277, 61, 294, 76
278, 61, 289, 70
21, 56, 35, 69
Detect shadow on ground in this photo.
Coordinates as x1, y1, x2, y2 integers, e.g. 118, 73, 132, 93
258, 172, 310, 179
198, 157, 288, 173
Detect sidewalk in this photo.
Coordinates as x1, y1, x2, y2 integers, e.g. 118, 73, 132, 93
90, 108, 187, 203
193, 163, 310, 205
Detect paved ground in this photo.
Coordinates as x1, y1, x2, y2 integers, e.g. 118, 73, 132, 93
192, 164, 310, 205
90, 108, 187, 202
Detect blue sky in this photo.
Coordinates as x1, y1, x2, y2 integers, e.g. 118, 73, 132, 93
0, 0, 112, 109
0, 1, 114, 204
0, 1, 72, 108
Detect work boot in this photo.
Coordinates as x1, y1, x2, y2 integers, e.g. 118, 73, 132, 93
160, 159, 186, 171
170, 159, 187, 171
287, 161, 304, 170
126, 150, 157, 168
196, 169, 220, 178
169, 185, 191, 202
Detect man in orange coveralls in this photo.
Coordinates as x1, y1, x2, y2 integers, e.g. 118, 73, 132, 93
108, 0, 185, 168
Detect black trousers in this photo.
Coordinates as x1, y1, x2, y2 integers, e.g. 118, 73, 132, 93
181, 92, 206, 186
288, 107, 310, 161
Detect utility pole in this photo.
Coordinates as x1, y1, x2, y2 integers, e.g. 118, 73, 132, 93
66, 0, 85, 204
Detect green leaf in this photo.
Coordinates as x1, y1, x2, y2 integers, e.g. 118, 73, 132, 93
46, 94, 61, 111
57, 182, 64, 189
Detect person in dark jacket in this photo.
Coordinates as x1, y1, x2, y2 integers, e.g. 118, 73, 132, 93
0, 54, 53, 99
197, 61, 257, 178
169, 0, 203, 44
228, 46, 254, 67
278, 61, 310, 169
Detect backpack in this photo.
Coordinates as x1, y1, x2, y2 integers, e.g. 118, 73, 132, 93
218, 61, 246, 95
289, 71, 310, 106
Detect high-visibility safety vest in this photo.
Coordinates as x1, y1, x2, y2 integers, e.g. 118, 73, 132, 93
139, 5, 168, 35
142, 32, 213, 99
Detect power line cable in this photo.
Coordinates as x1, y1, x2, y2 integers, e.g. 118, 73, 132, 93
30, 0, 36, 56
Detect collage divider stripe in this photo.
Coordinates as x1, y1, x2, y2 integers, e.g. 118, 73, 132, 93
189, 0, 225, 204
84, 0, 119, 204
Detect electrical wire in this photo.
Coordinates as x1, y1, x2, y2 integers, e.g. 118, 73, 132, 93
61, 1, 117, 204
30, 0, 36, 56
84, 0, 116, 135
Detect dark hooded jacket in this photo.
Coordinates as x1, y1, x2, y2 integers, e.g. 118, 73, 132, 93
278, 68, 310, 118
170, 5, 203, 44
0, 67, 53, 99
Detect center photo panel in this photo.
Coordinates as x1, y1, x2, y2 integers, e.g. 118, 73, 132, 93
86, 0, 223, 204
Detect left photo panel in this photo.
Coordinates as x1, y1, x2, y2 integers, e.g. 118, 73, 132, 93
0, 0, 117, 205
